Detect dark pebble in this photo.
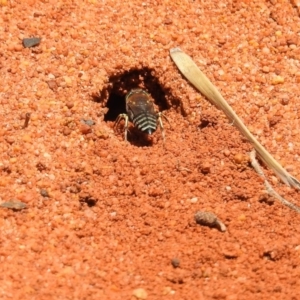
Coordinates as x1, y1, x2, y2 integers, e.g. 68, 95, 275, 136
22, 37, 41, 48
40, 189, 49, 198
171, 258, 180, 268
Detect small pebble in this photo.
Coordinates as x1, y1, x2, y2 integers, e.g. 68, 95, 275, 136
66, 102, 74, 109
200, 162, 211, 174
40, 189, 49, 198
171, 258, 180, 268
22, 37, 41, 48
280, 96, 289, 105
132, 288, 148, 299
47, 80, 58, 91
262, 47, 270, 54
237, 214, 246, 221
223, 149, 231, 157
62, 127, 72, 136
0, 200, 27, 211
233, 153, 244, 164
81, 119, 95, 126
162, 286, 173, 295
63, 76, 73, 87
190, 197, 198, 203
271, 75, 284, 85
79, 123, 92, 134
262, 66, 269, 73
79, 193, 97, 206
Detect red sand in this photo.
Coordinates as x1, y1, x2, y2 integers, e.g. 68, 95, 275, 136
1, 0, 300, 299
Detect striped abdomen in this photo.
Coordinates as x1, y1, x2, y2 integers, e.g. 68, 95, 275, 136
125, 89, 158, 135
132, 113, 157, 135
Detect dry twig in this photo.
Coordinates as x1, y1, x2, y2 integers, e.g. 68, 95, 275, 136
170, 47, 300, 190
250, 150, 300, 213
23, 112, 31, 129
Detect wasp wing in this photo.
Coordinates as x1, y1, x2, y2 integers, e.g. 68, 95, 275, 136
126, 90, 155, 120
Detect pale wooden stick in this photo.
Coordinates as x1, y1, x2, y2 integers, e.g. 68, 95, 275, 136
170, 47, 300, 190
250, 150, 300, 213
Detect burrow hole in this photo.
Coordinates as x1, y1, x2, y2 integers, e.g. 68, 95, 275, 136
93, 67, 182, 144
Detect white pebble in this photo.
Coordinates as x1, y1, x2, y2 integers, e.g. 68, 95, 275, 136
132, 288, 148, 299
190, 197, 198, 203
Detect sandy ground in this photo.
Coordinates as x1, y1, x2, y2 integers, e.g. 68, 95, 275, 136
1, 0, 300, 299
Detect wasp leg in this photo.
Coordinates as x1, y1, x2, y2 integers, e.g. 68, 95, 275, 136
161, 112, 172, 129
157, 112, 166, 144
114, 114, 129, 141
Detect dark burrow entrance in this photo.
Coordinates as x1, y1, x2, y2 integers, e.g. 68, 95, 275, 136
103, 68, 171, 121
94, 67, 181, 145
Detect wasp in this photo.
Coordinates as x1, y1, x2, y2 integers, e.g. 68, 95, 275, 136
114, 89, 168, 143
